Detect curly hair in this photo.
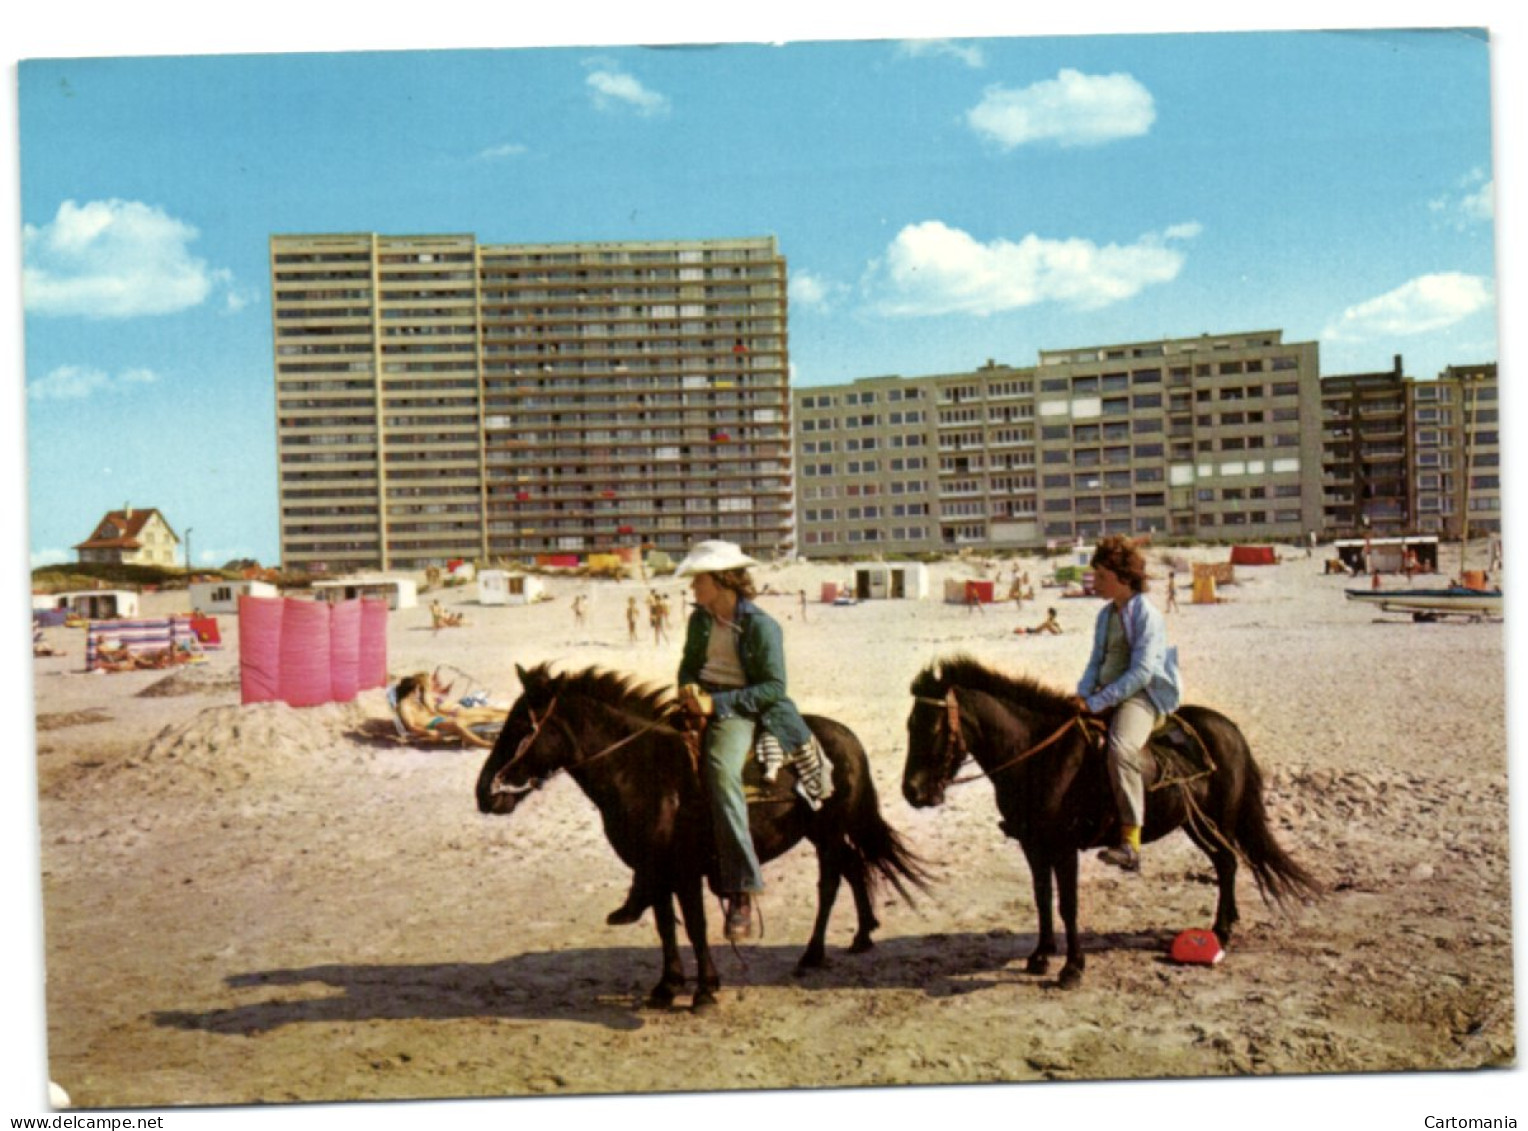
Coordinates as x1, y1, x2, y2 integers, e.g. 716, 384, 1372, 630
1090, 535, 1149, 593
708, 567, 758, 601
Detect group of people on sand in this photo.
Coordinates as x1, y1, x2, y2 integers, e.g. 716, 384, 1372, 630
92, 639, 200, 673
571, 589, 674, 643
430, 599, 466, 629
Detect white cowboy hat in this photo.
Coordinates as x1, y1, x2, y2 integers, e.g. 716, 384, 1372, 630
674, 540, 758, 577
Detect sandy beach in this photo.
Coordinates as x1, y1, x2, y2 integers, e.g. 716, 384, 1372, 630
26, 545, 1514, 1108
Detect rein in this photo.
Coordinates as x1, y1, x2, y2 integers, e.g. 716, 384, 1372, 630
490, 693, 677, 796
915, 692, 1099, 785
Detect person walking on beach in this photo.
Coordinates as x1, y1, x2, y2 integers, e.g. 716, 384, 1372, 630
1165, 570, 1180, 613
1070, 535, 1182, 873
674, 540, 814, 942
798, 589, 808, 623
626, 596, 640, 643
572, 593, 588, 628
650, 592, 670, 645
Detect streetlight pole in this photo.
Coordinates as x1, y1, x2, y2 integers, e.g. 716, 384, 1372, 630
185, 528, 193, 582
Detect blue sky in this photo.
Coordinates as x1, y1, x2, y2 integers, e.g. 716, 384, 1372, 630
13, 23, 1504, 572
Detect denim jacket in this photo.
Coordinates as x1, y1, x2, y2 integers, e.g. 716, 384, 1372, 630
678, 597, 814, 749
1076, 592, 1182, 716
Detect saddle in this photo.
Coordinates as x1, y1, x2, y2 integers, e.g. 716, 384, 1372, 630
675, 713, 834, 810
1080, 710, 1216, 789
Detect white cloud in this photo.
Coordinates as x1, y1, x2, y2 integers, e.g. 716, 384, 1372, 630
1429, 168, 1494, 227
477, 141, 529, 161
966, 69, 1155, 149
1459, 179, 1494, 222
28, 363, 162, 401
1323, 273, 1495, 341
587, 68, 670, 116
23, 199, 232, 319
789, 270, 850, 312
896, 39, 986, 68
868, 220, 1198, 317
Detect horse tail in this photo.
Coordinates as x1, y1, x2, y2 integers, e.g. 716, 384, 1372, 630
846, 783, 937, 907
811, 717, 935, 906
1205, 715, 1322, 907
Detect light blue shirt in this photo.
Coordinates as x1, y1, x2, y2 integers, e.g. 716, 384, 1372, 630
1077, 592, 1182, 715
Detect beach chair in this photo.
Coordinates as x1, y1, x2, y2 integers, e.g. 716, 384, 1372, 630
386, 681, 504, 746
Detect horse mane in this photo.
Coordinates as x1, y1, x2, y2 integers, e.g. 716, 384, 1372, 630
910, 654, 1074, 718
520, 662, 674, 719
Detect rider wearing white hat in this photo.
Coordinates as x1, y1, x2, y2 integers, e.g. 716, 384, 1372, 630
673, 540, 813, 942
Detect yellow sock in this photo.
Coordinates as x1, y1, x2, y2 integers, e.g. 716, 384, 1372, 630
1123, 825, 1142, 850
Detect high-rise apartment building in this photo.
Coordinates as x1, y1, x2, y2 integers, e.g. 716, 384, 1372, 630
795, 330, 1324, 555
1318, 358, 1500, 539
1319, 357, 1411, 536
271, 233, 792, 572
1416, 362, 1500, 537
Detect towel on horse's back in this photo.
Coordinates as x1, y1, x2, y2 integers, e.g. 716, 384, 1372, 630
678, 716, 835, 811
756, 730, 834, 810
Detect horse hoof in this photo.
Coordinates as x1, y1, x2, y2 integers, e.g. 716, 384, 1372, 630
1057, 966, 1083, 990
1025, 955, 1051, 976
794, 953, 827, 976
691, 990, 719, 1013
644, 987, 679, 1010
848, 936, 875, 955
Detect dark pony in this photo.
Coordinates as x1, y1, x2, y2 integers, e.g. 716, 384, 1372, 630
903, 655, 1317, 989
478, 662, 931, 1012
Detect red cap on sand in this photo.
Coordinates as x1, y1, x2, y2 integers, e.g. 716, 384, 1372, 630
1170, 929, 1225, 966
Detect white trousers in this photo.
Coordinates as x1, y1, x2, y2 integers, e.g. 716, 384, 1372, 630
1106, 692, 1158, 830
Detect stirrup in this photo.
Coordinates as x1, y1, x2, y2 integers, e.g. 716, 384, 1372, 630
723, 893, 756, 941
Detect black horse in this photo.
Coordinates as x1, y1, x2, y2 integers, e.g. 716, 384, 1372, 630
902, 655, 1318, 989
477, 662, 930, 1011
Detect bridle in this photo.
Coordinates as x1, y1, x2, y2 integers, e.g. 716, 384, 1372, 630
488, 693, 675, 797
913, 688, 1091, 787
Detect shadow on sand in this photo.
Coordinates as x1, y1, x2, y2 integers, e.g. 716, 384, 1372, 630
151, 927, 1177, 1035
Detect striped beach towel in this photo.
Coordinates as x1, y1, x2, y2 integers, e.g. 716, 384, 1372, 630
756, 731, 834, 810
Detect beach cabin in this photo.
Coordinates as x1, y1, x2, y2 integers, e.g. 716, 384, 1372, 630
1334, 536, 1440, 574
478, 570, 545, 606
944, 579, 996, 606
189, 579, 278, 614
311, 577, 418, 611
853, 562, 929, 600
35, 589, 141, 620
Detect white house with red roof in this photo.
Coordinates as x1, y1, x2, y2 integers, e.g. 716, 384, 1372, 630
73, 507, 181, 567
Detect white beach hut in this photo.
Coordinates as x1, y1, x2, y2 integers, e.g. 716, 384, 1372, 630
311, 577, 419, 610
852, 562, 929, 600
36, 589, 141, 620
478, 569, 544, 606
189, 579, 279, 614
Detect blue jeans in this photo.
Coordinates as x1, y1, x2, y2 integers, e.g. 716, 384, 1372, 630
703, 714, 764, 894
